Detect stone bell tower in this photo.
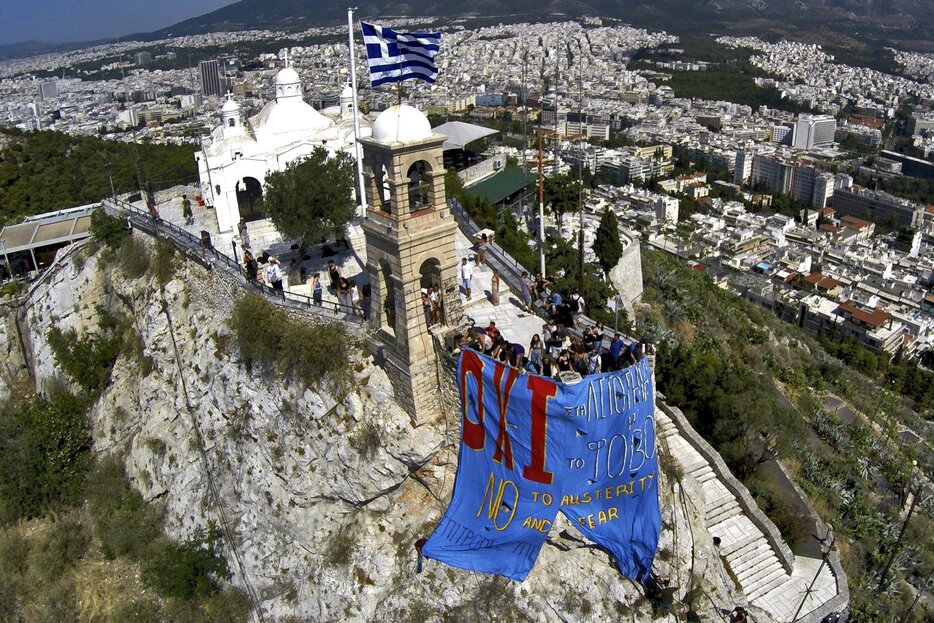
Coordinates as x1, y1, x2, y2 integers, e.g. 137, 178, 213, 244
360, 104, 462, 426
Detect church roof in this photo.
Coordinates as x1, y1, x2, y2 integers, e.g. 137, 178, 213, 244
371, 104, 431, 144
275, 67, 300, 85
251, 98, 332, 138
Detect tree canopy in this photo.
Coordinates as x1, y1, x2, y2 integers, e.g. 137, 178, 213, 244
262, 147, 356, 244
593, 207, 622, 275
542, 174, 579, 225
0, 128, 197, 227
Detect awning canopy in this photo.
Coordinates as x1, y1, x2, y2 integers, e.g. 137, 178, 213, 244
432, 121, 499, 151
0, 208, 94, 255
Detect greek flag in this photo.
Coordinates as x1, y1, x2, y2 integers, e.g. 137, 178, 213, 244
361, 22, 441, 87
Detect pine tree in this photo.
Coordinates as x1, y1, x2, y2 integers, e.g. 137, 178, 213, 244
593, 207, 622, 276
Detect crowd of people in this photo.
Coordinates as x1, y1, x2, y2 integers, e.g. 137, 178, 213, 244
240, 241, 366, 317
454, 315, 653, 381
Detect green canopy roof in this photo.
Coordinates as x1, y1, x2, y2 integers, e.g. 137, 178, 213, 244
465, 168, 536, 205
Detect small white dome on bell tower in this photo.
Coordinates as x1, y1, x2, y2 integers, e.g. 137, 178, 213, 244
340, 83, 353, 120
221, 92, 242, 139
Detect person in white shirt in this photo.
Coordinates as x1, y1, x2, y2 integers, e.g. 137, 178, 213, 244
264, 257, 283, 291
459, 257, 473, 299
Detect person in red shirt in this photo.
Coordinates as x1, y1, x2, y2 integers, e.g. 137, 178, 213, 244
485, 320, 501, 342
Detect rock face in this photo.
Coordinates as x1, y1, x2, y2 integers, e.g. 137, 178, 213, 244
1, 238, 748, 622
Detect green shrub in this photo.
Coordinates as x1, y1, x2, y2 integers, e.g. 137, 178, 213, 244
86, 457, 163, 560
152, 238, 176, 287
0, 388, 91, 523
228, 293, 356, 390
141, 526, 230, 600
108, 598, 162, 623
748, 477, 810, 550
89, 207, 129, 249
322, 529, 355, 568
161, 588, 252, 623
0, 280, 26, 298
47, 310, 128, 397
349, 421, 381, 458
0, 530, 29, 617
117, 235, 151, 279
30, 580, 80, 623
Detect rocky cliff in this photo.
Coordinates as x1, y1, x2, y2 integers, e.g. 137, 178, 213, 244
0, 238, 745, 622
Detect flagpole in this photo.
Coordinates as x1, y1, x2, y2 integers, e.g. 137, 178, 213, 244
347, 7, 367, 218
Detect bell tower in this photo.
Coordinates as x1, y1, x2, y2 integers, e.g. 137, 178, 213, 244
360, 104, 462, 426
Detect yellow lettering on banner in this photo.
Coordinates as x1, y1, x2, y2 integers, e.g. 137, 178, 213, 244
521, 516, 553, 533
476, 472, 519, 531
598, 510, 608, 525
581, 492, 592, 504
608, 507, 619, 521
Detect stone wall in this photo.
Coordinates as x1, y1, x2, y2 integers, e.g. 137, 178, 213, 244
608, 229, 644, 319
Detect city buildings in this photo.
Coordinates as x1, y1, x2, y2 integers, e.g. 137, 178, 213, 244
831, 186, 925, 230
199, 59, 223, 97
37, 80, 58, 101
792, 114, 836, 150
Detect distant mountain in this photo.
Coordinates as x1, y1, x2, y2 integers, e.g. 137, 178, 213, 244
0, 39, 107, 61
142, 0, 932, 40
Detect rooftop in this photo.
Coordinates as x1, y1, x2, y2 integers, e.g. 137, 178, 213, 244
838, 300, 890, 327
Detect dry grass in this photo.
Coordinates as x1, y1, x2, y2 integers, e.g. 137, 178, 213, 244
781, 456, 801, 480
73, 556, 149, 622
0, 508, 153, 623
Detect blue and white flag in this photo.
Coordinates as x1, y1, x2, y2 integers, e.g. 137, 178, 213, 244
360, 22, 441, 87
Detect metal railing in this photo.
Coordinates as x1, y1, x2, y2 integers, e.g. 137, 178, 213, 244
103, 198, 366, 324
449, 199, 534, 299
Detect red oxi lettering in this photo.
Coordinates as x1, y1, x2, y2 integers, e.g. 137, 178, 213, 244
492, 364, 518, 469
523, 375, 557, 485
461, 350, 485, 450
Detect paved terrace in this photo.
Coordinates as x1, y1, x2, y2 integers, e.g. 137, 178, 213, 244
114, 188, 848, 622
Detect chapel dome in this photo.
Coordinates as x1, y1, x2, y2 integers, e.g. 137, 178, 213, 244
275, 67, 301, 85
221, 97, 240, 113
371, 104, 432, 144
253, 99, 332, 135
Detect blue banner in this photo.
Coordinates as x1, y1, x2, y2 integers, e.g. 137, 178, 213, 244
423, 350, 660, 581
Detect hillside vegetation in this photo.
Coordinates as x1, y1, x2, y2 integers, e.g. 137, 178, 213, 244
639, 248, 933, 623
0, 221, 248, 622
0, 129, 197, 227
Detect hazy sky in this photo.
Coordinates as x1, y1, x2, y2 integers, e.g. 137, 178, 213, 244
0, 0, 237, 45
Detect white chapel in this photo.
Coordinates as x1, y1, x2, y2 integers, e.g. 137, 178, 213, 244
195, 66, 369, 233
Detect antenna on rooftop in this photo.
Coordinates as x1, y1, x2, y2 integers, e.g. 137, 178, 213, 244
520, 36, 528, 226
553, 44, 559, 177
577, 36, 585, 294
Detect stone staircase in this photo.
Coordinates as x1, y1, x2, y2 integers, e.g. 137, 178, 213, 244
656, 409, 842, 620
